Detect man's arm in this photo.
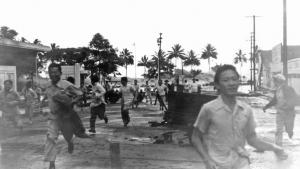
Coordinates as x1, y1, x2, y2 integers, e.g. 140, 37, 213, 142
191, 105, 218, 169
246, 109, 284, 153
263, 95, 276, 111
191, 128, 217, 169
247, 133, 281, 151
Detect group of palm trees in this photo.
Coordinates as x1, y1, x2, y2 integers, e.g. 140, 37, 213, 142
136, 43, 218, 78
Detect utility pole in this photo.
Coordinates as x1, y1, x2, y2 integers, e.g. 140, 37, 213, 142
250, 33, 253, 91
283, 0, 288, 80
133, 43, 137, 79
252, 15, 257, 91
247, 15, 260, 91
157, 33, 162, 80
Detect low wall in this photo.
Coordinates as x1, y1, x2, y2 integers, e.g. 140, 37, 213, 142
165, 92, 217, 126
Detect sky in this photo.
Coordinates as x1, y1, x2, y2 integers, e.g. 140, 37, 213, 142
1, 0, 300, 78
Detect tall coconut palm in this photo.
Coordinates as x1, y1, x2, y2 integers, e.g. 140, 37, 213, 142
184, 50, 200, 70
120, 48, 134, 77
201, 44, 218, 72
168, 44, 186, 75
233, 49, 247, 74
150, 50, 174, 77
137, 55, 149, 77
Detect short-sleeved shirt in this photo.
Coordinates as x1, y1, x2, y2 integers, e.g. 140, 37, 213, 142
193, 96, 256, 168
275, 85, 289, 112
0, 89, 20, 116
133, 84, 139, 93
22, 88, 37, 105
45, 80, 74, 119
145, 84, 151, 94
120, 85, 135, 110
90, 82, 106, 107
156, 84, 167, 96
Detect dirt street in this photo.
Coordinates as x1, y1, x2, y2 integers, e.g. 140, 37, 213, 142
1, 96, 300, 169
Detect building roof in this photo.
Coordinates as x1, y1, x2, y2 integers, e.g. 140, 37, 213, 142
0, 38, 51, 52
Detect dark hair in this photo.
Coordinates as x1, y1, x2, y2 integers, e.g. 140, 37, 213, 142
90, 75, 99, 85
48, 63, 62, 73
66, 76, 75, 84
4, 79, 13, 85
214, 64, 239, 84
121, 77, 128, 82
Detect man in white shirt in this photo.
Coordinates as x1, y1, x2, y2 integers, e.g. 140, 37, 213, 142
44, 63, 86, 169
155, 79, 168, 111
120, 77, 135, 127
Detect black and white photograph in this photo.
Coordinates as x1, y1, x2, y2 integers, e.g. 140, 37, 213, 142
1, 0, 300, 168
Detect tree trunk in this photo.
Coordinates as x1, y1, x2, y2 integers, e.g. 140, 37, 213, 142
125, 65, 127, 77
181, 60, 184, 75
208, 58, 211, 72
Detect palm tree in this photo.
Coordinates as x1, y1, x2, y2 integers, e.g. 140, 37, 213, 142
137, 55, 149, 77
201, 44, 218, 72
149, 50, 174, 78
233, 49, 247, 74
168, 44, 186, 75
120, 48, 134, 77
50, 43, 60, 50
184, 50, 200, 70
190, 69, 202, 79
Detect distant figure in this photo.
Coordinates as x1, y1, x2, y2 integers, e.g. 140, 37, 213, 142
120, 77, 135, 127
132, 79, 139, 108
144, 81, 152, 104
104, 81, 112, 102
104, 81, 111, 91
33, 82, 42, 103
0, 80, 23, 129
191, 65, 288, 169
80, 83, 88, 106
89, 75, 108, 133
184, 80, 190, 93
190, 78, 200, 93
22, 81, 37, 123
263, 74, 299, 146
155, 79, 168, 111
164, 80, 170, 102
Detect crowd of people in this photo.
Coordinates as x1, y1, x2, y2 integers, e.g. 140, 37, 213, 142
0, 63, 298, 169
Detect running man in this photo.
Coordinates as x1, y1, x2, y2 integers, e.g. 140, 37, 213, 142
263, 74, 299, 146
144, 81, 152, 104
192, 64, 287, 169
120, 77, 135, 127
